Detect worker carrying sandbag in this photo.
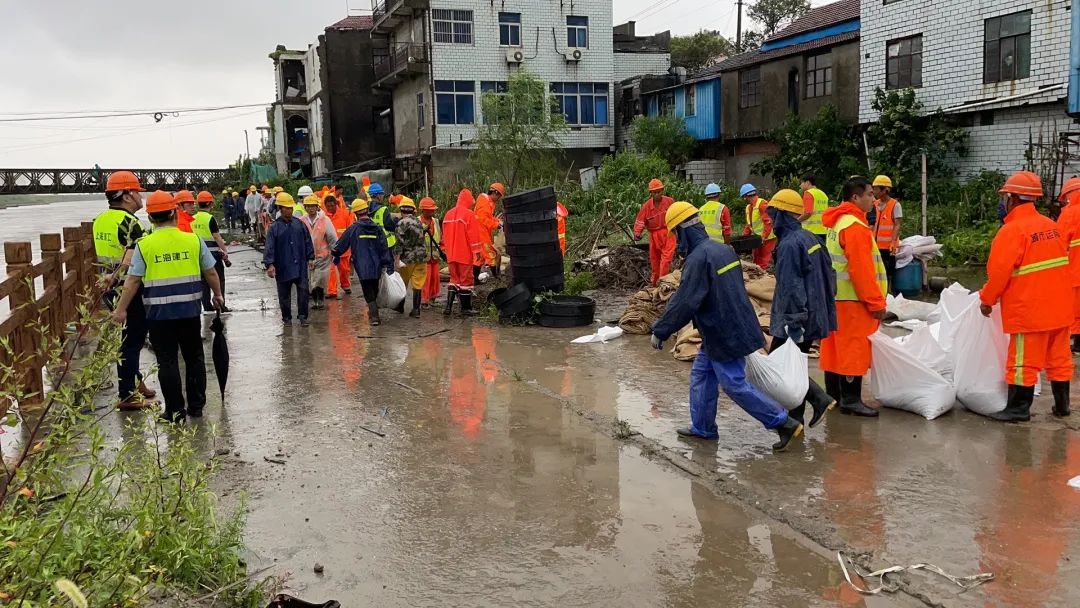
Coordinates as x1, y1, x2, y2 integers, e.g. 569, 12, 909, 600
979, 170, 1073, 421
650, 202, 803, 452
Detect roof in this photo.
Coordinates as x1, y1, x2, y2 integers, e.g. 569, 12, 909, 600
766, 0, 859, 44
327, 15, 373, 30
713, 30, 859, 73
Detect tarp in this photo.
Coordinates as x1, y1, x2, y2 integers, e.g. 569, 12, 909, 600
250, 162, 278, 184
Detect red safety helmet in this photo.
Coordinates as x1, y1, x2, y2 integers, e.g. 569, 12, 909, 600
648, 178, 664, 192
105, 170, 145, 193
1059, 177, 1080, 202
999, 171, 1044, 199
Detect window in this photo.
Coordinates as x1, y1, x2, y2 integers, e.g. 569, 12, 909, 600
739, 67, 760, 108
659, 91, 675, 116
433, 9, 473, 44
480, 81, 509, 95
499, 12, 521, 46
435, 80, 475, 125
551, 82, 608, 125
984, 11, 1031, 83
417, 93, 425, 129
805, 53, 833, 98
480, 81, 508, 123
567, 16, 588, 48
886, 35, 922, 89
685, 85, 696, 117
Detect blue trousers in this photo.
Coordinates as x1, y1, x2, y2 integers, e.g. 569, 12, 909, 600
276, 277, 309, 322
688, 351, 788, 438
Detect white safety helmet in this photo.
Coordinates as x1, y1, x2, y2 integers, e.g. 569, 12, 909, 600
297, 185, 314, 198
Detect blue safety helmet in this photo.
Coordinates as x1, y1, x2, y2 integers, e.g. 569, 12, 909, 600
704, 183, 722, 197
739, 183, 757, 197
368, 183, 384, 196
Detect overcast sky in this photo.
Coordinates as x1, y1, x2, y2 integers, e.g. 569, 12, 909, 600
0, 0, 829, 169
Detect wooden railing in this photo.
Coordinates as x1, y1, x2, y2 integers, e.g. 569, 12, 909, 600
1, 223, 100, 406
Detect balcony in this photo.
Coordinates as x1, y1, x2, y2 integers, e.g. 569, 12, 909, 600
373, 42, 430, 89
372, 0, 429, 34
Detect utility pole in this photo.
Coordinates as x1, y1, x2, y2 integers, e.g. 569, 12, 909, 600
736, 0, 744, 53
244, 129, 252, 183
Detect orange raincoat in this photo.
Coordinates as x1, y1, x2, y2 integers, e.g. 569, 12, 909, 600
473, 192, 500, 267
324, 204, 354, 296
1056, 190, 1080, 333
633, 195, 676, 286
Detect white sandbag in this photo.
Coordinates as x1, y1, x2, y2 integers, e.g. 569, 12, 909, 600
745, 340, 810, 409
571, 325, 624, 344
951, 300, 1008, 415
887, 319, 928, 332
900, 324, 953, 379
376, 272, 407, 309
936, 283, 979, 353
887, 293, 941, 323
870, 332, 955, 420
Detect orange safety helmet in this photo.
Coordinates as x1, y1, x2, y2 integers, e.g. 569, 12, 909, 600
648, 178, 664, 192
999, 170, 1044, 199
419, 197, 437, 211
361, 175, 372, 188
489, 182, 506, 196
556, 202, 568, 218
1059, 177, 1080, 202
174, 190, 196, 205
145, 190, 176, 214
389, 194, 403, 205
105, 170, 145, 193
196, 190, 214, 204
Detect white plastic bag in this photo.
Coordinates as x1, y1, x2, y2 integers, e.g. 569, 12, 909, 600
886, 293, 940, 323
951, 300, 1008, 415
571, 326, 624, 344
869, 332, 955, 420
376, 272, 407, 309
900, 324, 953, 379
744, 340, 810, 410
936, 283, 979, 353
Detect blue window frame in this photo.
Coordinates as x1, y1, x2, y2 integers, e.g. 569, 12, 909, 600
551, 82, 608, 125
499, 12, 521, 46
435, 80, 475, 125
567, 16, 588, 48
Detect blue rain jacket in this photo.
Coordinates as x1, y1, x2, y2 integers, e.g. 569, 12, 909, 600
768, 209, 838, 342
652, 223, 765, 362
332, 218, 393, 281
263, 216, 314, 283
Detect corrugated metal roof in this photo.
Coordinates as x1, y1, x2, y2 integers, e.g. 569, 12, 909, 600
328, 15, 373, 30
712, 31, 859, 73
766, 0, 859, 44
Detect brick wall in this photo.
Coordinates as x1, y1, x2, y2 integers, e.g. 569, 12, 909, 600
953, 102, 1080, 178
681, 159, 726, 186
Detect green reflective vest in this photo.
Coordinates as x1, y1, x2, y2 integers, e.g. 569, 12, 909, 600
699, 201, 727, 243
191, 210, 218, 252
92, 208, 129, 265
373, 206, 397, 248
138, 227, 204, 320
827, 214, 888, 302
745, 200, 776, 241
804, 188, 829, 235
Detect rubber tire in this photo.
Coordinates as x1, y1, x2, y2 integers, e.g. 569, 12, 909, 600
506, 242, 562, 259
490, 283, 530, 308
504, 209, 557, 225
504, 218, 557, 234
502, 199, 554, 214
537, 313, 593, 328
499, 296, 533, 317
505, 229, 559, 246
520, 274, 564, 293
512, 263, 564, 279
538, 295, 596, 318
510, 250, 563, 268
504, 186, 556, 208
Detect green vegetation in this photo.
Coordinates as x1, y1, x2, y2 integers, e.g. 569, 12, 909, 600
670, 31, 733, 72
754, 106, 866, 198
630, 116, 698, 168
562, 271, 595, 296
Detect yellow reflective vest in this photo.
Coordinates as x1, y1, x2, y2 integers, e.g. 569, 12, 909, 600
827, 214, 888, 301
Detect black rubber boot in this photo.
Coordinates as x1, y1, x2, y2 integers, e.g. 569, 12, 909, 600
1073, 335, 1080, 353
989, 385, 1034, 422
772, 416, 804, 451
459, 293, 477, 317
443, 288, 457, 316
1052, 380, 1071, 417
368, 302, 381, 327
823, 371, 842, 403
409, 290, 422, 318
839, 376, 878, 417
789, 404, 806, 426
804, 379, 837, 427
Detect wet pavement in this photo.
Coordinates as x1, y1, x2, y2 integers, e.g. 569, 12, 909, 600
3, 199, 1078, 606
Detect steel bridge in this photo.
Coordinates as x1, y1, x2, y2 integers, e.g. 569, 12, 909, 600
0, 168, 229, 195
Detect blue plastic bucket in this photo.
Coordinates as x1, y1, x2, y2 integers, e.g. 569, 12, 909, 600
894, 263, 923, 297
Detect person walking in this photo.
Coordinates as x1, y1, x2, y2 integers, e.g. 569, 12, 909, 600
175, 190, 196, 233
332, 199, 393, 326
765, 189, 838, 427
871, 175, 902, 292
698, 183, 732, 244
633, 179, 676, 286
244, 185, 260, 235
474, 183, 504, 279
820, 177, 888, 417
193, 191, 231, 313
741, 184, 776, 269
442, 189, 483, 316
395, 197, 433, 318
299, 195, 337, 310
419, 197, 445, 305
799, 174, 830, 247
1056, 177, 1080, 352
264, 193, 315, 326
367, 183, 398, 263
650, 202, 803, 451
110, 190, 223, 423
93, 170, 158, 410
221, 190, 234, 232
323, 193, 354, 299
981, 171, 1073, 421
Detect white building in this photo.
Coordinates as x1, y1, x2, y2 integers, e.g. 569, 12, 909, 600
859, 0, 1077, 180
269, 47, 313, 177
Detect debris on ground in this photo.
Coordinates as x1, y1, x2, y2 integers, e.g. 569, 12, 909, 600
837, 552, 993, 595
617, 270, 682, 334
575, 245, 651, 290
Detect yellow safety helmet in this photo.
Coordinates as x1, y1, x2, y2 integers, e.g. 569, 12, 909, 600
767, 189, 804, 215
231, 191, 239, 197
272, 186, 285, 194
873, 175, 893, 188
351, 198, 369, 213
248, 185, 257, 192
302, 195, 321, 207
276, 193, 297, 208
665, 201, 698, 232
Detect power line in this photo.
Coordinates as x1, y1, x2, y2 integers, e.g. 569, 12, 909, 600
625, 0, 686, 22
0, 103, 269, 123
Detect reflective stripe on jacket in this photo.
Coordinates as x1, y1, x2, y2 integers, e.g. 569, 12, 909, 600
826, 210, 887, 303
745, 199, 776, 241
873, 198, 899, 249
192, 211, 218, 252
137, 227, 204, 321
1056, 193, 1080, 287
699, 201, 732, 243
92, 208, 129, 265
804, 188, 829, 235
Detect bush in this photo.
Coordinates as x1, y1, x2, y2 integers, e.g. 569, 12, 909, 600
753, 105, 866, 195
630, 116, 698, 168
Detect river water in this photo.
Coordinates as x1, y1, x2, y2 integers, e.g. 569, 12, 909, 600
0, 195, 148, 265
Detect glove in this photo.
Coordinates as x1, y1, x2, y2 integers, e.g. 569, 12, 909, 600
633, 234, 642, 243
786, 325, 805, 344
650, 334, 664, 351
386, 268, 395, 276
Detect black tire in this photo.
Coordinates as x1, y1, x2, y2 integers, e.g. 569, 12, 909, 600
504, 219, 557, 236
504, 186, 556, 208
499, 297, 533, 317
511, 263, 564, 279
521, 274, 564, 293
502, 199, 554, 214
537, 313, 593, 328
506, 242, 561, 259
505, 229, 559, 245
538, 295, 596, 318
510, 250, 563, 268
504, 209, 557, 225
490, 283, 528, 307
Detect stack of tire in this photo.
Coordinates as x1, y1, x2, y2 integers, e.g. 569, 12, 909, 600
503, 186, 564, 294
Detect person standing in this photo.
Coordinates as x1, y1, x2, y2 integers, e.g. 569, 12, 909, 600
93, 170, 158, 410
221, 190, 234, 232
299, 195, 337, 310
799, 174, 830, 247
263, 193, 315, 327
741, 184, 776, 268
633, 179, 676, 286
419, 197, 445, 305
698, 183, 732, 244
474, 183, 504, 279
820, 177, 888, 417
395, 197, 433, 318
332, 199, 393, 326
174, 190, 196, 233
323, 194, 354, 299
650, 202, 803, 451
110, 190, 223, 423
871, 175, 902, 292
765, 189, 838, 427
442, 189, 483, 317
1056, 177, 1080, 352
556, 202, 569, 254
193, 191, 231, 313
244, 186, 260, 235
980, 171, 1073, 421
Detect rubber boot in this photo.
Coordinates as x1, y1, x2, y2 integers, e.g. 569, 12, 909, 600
1052, 380, 1071, 417
839, 376, 878, 417
409, 290, 422, 318
393, 297, 406, 314
989, 384, 1034, 422
1073, 335, 1080, 353
368, 302, 381, 327
788, 404, 805, 426
459, 293, 477, 317
443, 288, 457, 316
823, 371, 842, 403
772, 416, 804, 451
804, 379, 837, 427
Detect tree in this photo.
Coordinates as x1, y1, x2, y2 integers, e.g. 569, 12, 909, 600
739, 30, 766, 52
630, 115, 697, 168
671, 30, 733, 72
747, 0, 811, 36
470, 70, 567, 191
753, 106, 866, 196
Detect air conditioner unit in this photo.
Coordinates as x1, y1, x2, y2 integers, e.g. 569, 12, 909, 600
564, 49, 584, 62
505, 48, 525, 64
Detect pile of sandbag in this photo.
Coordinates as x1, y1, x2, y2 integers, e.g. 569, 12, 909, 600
618, 270, 682, 334
895, 235, 944, 269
